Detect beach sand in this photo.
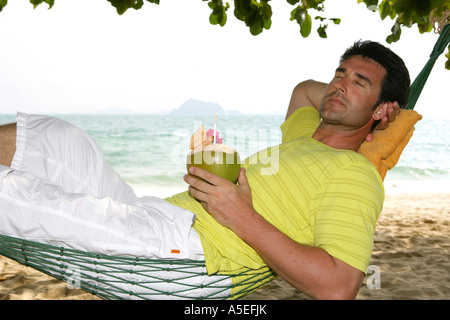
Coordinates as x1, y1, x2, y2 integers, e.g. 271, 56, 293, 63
1, 192, 449, 300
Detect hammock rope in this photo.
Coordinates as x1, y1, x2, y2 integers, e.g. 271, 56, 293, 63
0, 234, 276, 299
407, 24, 450, 109
1, 28, 449, 299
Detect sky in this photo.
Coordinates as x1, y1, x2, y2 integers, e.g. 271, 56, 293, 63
0, 0, 448, 116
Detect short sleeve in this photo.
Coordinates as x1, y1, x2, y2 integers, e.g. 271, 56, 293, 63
280, 107, 321, 143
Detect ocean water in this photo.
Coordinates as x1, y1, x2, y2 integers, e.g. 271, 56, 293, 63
1, 113, 449, 197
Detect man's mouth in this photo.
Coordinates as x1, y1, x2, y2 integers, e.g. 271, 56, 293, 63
327, 97, 345, 106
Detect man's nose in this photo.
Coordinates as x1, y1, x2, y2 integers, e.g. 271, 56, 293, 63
334, 78, 347, 93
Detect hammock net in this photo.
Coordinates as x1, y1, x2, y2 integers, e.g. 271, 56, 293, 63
0, 24, 448, 300
0, 233, 276, 300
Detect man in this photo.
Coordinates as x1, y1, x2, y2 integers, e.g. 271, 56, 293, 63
0, 40, 409, 299
179, 40, 409, 299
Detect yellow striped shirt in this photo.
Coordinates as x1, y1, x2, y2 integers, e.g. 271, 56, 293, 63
166, 107, 383, 275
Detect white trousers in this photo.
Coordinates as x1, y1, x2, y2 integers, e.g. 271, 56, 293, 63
0, 112, 232, 299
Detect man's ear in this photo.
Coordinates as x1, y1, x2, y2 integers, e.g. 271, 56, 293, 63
373, 103, 388, 121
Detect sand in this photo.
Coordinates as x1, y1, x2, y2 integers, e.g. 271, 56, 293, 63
1, 193, 449, 300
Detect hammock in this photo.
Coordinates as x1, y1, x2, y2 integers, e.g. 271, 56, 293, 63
0, 234, 275, 299
0, 26, 448, 300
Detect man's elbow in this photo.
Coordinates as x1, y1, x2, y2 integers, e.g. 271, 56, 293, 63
307, 271, 363, 300
318, 286, 360, 300
316, 261, 365, 300
312, 280, 361, 300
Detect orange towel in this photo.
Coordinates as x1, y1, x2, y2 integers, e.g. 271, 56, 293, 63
358, 109, 423, 181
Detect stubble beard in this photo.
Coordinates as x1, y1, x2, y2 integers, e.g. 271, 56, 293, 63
319, 91, 349, 125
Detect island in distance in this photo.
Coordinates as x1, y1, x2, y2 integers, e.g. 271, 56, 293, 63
169, 99, 240, 115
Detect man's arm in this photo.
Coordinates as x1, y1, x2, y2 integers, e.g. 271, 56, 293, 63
184, 167, 364, 300
285, 80, 327, 120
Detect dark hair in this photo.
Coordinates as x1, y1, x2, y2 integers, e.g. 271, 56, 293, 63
340, 40, 411, 109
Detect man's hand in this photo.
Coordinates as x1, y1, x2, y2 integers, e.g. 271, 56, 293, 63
365, 101, 400, 142
378, 101, 401, 130
183, 167, 254, 231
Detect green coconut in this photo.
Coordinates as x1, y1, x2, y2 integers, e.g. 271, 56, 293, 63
187, 144, 241, 183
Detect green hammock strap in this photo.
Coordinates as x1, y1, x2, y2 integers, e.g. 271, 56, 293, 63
407, 24, 450, 110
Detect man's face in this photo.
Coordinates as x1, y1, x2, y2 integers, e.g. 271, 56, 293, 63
319, 55, 386, 129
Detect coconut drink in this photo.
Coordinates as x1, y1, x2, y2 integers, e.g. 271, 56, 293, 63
186, 116, 241, 183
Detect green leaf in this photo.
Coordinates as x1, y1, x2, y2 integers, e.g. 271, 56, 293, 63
45, 0, 54, 9
262, 1, 272, 19
235, 0, 252, 17
249, 17, 263, 35
291, 6, 312, 37
107, 0, 144, 15
29, 0, 54, 9
300, 11, 312, 37
317, 23, 327, 38
386, 22, 401, 43
445, 46, 450, 70
304, 0, 324, 10
362, 0, 379, 10
0, 0, 7, 12
220, 13, 228, 26
417, 23, 432, 34
329, 18, 341, 24
233, 0, 272, 35
379, 0, 395, 20
209, 4, 228, 27
315, 15, 326, 22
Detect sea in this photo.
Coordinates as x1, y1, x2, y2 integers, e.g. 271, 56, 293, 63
1, 113, 449, 198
